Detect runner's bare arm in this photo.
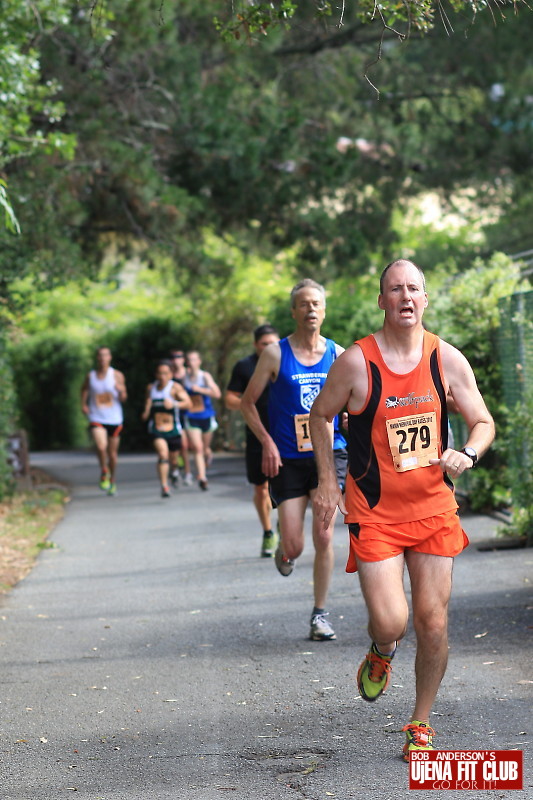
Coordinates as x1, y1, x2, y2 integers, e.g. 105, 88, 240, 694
430, 341, 495, 475
205, 371, 222, 399
115, 370, 128, 403
81, 374, 90, 416
240, 344, 282, 477
192, 371, 221, 399
141, 384, 153, 422
172, 382, 192, 410
310, 350, 359, 532
225, 390, 241, 411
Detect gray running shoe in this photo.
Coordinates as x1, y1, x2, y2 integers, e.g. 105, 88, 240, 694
309, 612, 336, 641
261, 529, 279, 558
170, 469, 181, 488
274, 545, 295, 577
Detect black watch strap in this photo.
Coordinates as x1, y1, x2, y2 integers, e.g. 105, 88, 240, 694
462, 447, 477, 466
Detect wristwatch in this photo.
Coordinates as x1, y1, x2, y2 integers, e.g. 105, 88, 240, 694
462, 446, 478, 467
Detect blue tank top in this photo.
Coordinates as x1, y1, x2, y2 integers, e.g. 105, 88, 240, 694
268, 337, 346, 459
183, 370, 215, 419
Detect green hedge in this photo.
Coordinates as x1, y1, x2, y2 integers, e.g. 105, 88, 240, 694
0, 330, 16, 499
11, 333, 90, 451
10, 316, 197, 452
102, 316, 195, 451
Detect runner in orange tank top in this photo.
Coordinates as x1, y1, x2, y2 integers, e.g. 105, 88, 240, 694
310, 259, 495, 761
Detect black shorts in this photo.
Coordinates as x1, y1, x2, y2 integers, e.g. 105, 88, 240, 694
90, 422, 123, 438
151, 434, 182, 452
245, 447, 268, 486
269, 449, 348, 506
185, 417, 215, 433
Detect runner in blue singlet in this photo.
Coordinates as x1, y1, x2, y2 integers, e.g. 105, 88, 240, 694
240, 279, 347, 642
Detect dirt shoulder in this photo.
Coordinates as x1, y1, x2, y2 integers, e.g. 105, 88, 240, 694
0, 468, 69, 594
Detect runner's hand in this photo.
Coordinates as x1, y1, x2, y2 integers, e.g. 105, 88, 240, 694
429, 448, 473, 477
261, 437, 283, 478
313, 481, 347, 534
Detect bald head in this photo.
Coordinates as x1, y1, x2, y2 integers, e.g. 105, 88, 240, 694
379, 260, 426, 294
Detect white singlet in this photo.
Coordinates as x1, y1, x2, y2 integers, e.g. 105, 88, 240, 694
88, 367, 123, 425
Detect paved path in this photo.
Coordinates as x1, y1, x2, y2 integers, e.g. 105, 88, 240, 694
0, 452, 531, 800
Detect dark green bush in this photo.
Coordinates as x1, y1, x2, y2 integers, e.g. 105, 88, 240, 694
11, 333, 90, 450
94, 316, 195, 451
504, 393, 533, 542
0, 330, 17, 499
10, 317, 197, 452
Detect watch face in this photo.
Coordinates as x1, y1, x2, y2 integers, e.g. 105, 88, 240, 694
463, 447, 477, 461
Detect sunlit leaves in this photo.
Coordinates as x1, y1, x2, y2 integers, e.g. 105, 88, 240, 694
214, 0, 297, 42
0, 0, 78, 198
0, 180, 20, 235
216, 0, 529, 44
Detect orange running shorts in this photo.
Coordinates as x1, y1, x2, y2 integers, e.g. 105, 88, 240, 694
346, 509, 469, 573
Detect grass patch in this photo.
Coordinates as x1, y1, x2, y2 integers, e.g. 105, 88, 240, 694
0, 470, 69, 594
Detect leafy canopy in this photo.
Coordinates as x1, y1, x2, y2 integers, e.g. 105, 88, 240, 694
215, 1, 527, 44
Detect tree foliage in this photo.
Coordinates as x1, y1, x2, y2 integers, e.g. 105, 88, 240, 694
0, 1, 76, 233
0, 330, 16, 499
215, 1, 527, 45
0, 0, 75, 168
1, 0, 532, 294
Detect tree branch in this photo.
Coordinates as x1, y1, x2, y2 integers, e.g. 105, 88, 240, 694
273, 23, 378, 56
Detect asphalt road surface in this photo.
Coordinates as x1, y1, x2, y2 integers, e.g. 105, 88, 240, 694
0, 451, 530, 800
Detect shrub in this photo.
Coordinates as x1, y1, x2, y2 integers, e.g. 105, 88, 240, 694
100, 316, 196, 451
503, 393, 533, 542
0, 330, 16, 499
9, 316, 198, 452
11, 333, 90, 450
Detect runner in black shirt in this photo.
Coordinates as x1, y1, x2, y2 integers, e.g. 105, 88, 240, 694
225, 324, 279, 557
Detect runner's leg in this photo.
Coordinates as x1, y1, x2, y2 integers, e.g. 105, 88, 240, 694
180, 429, 192, 476
91, 426, 109, 476
277, 495, 307, 560
107, 433, 121, 484
310, 488, 337, 610
203, 429, 213, 469
186, 426, 206, 482
153, 438, 170, 489
357, 554, 408, 653
254, 481, 272, 531
169, 448, 178, 476
405, 551, 453, 722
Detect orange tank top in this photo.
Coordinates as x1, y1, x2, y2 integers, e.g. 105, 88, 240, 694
345, 331, 458, 524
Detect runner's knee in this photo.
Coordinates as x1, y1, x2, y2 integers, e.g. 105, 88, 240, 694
254, 483, 270, 501
369, 605, 409, 644
412, 606, 448, 640
280, 529, 304, 560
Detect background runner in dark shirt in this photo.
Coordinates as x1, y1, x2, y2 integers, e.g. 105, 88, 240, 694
225, 324, 279, 557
